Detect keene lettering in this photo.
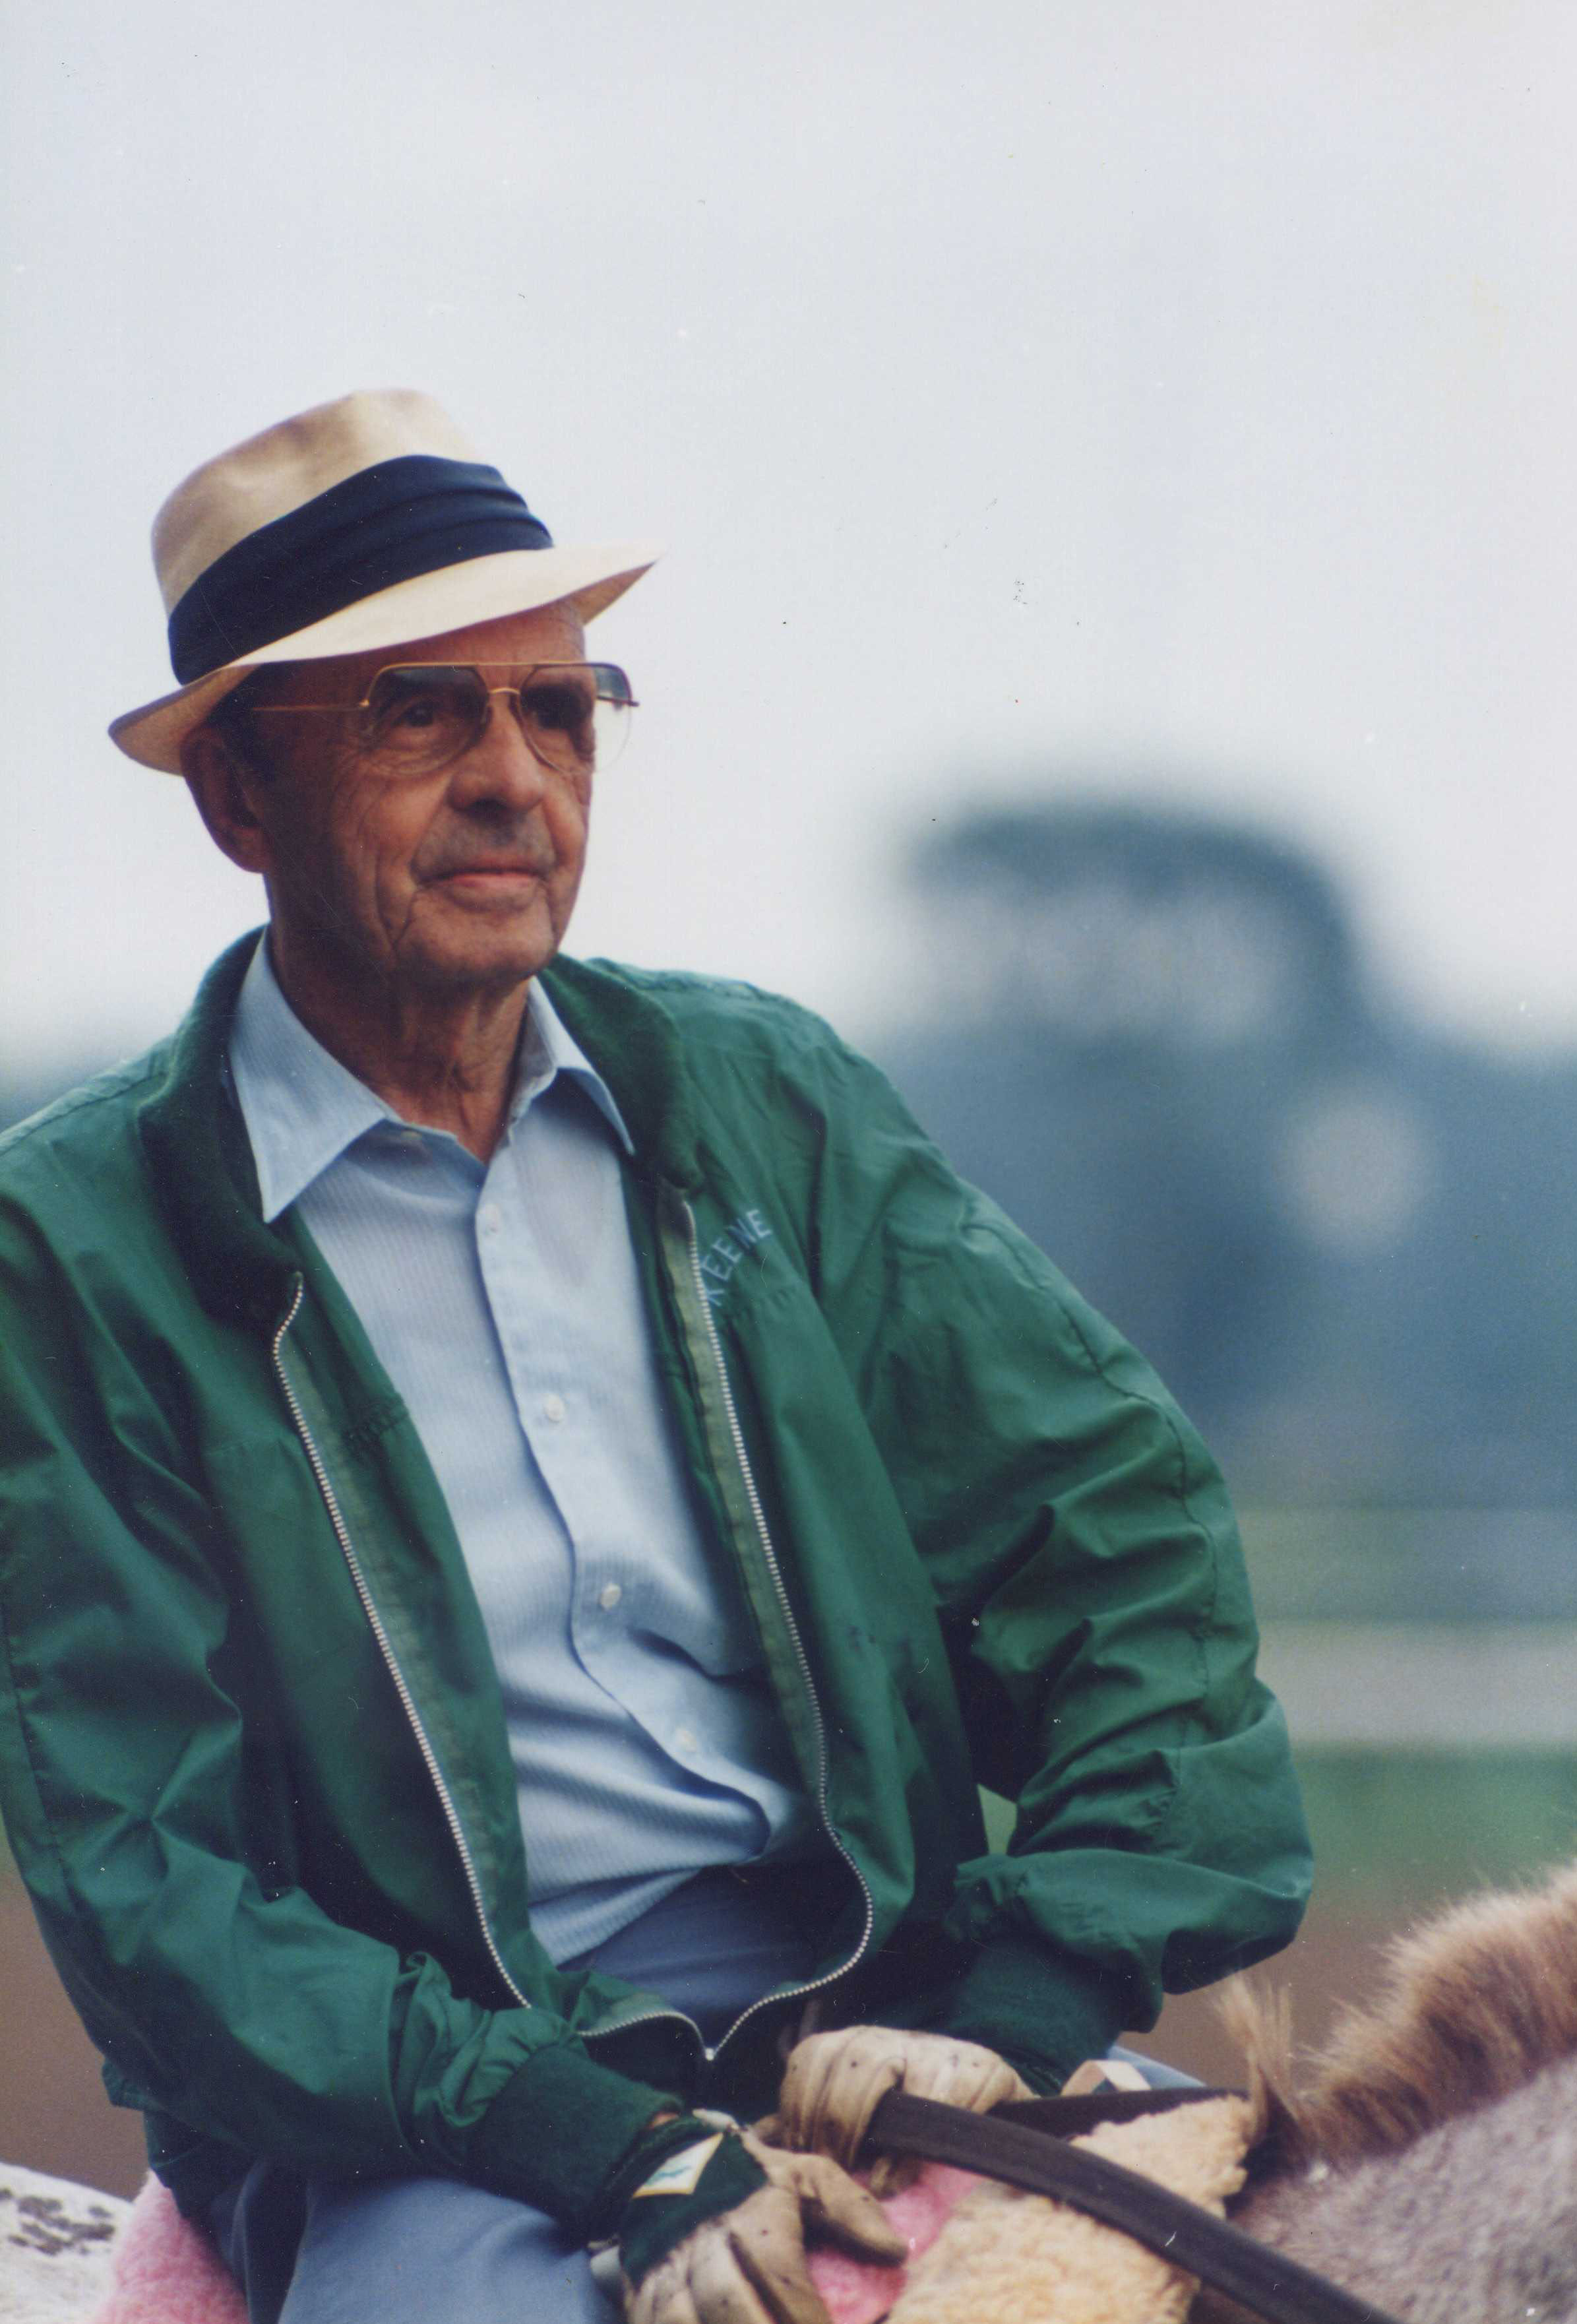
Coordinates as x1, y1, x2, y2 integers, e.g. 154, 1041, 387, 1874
700, 1210, 776, 1301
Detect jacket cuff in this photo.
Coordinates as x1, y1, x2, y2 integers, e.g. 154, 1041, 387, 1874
935, 1935, 1132, 2094
466, 2042, 683, 2239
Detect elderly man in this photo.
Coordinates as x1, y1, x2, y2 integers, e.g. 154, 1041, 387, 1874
0, 393, 1309, 2323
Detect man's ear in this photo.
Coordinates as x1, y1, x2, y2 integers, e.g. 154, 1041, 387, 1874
182, 728, 274, 875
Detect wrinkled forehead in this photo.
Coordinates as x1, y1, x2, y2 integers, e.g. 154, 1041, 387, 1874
243, 601, 590, 707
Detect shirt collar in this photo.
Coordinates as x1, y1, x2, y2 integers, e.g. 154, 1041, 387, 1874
229, 936, 633, 1224
512, 978, 634, 1154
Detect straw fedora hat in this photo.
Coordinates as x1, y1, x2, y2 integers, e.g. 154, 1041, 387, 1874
110, 389, 661, 773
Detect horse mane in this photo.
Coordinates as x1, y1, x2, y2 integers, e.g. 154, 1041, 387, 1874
1223, 1856, 1577, 2170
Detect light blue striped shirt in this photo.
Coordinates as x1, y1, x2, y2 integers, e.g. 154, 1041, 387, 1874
230, 938, 809, 1961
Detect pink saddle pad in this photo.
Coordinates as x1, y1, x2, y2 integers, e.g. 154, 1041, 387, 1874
807, 2163, 985, 2324
87, 2178, 246, 2324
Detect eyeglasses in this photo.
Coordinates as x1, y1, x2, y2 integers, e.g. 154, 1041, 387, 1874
244, 662, 636, 778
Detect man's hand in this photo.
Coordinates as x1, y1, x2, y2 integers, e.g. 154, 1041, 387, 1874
621, 2127, 905, 2324
772, 2026, 1034, 2183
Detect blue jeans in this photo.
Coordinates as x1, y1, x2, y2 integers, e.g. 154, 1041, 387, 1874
210, 1868, 1195, 2322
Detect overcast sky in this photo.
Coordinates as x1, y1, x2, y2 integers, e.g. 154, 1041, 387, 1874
6, 0, 1576, 1073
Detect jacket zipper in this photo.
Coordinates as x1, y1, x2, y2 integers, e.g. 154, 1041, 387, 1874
666, 1199, 876, 2063
270, 1278, 532, 2013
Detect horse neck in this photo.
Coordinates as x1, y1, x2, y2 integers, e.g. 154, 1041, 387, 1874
1210, 2049, 1577, 2324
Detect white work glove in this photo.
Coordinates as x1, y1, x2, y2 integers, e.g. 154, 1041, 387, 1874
772, 2026, 1035, 2191
621, 2127, 906, 2324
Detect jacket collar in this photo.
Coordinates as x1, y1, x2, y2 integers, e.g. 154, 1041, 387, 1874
136, 931, 295, 1330
540, 955, 702, 1192
135, 931, 702, 1329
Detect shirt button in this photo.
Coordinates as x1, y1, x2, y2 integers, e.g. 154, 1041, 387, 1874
598, 1583, 623, 1612
478, 1201, 503, 1236
674, 1727, 699, 1754
542, 1393, 567, 1424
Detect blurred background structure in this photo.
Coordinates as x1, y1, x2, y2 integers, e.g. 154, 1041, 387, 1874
5, 0, 1576, 2193
873, 795, 1577, 2075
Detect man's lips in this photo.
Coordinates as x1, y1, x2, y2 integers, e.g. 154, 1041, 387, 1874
419, 861, 555, 910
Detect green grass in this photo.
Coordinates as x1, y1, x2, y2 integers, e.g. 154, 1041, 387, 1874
1294, 1749, 1577, 1908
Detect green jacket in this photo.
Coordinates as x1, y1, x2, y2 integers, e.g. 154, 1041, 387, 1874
0, 935, 1309, 2230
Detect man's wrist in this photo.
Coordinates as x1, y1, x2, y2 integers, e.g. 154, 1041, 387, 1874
936, 1932, 1133, 2092
613, 2120, 767, 2284
597, 2113, 733, 2234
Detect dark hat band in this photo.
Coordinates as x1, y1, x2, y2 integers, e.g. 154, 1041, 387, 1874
168, 455, 554, 683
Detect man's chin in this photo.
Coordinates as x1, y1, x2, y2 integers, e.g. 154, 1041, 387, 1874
402, 895, 569, 989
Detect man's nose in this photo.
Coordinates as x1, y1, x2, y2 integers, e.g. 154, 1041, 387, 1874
447, 693, 553, 805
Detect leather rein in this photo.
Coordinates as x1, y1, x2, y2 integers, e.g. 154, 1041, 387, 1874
865, 2088, 1405, 2324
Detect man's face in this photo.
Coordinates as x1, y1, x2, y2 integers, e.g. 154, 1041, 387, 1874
202, 604, 597, 1002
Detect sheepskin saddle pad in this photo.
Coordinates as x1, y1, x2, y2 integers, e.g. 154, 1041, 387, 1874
807, 2094, 1257, 2324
